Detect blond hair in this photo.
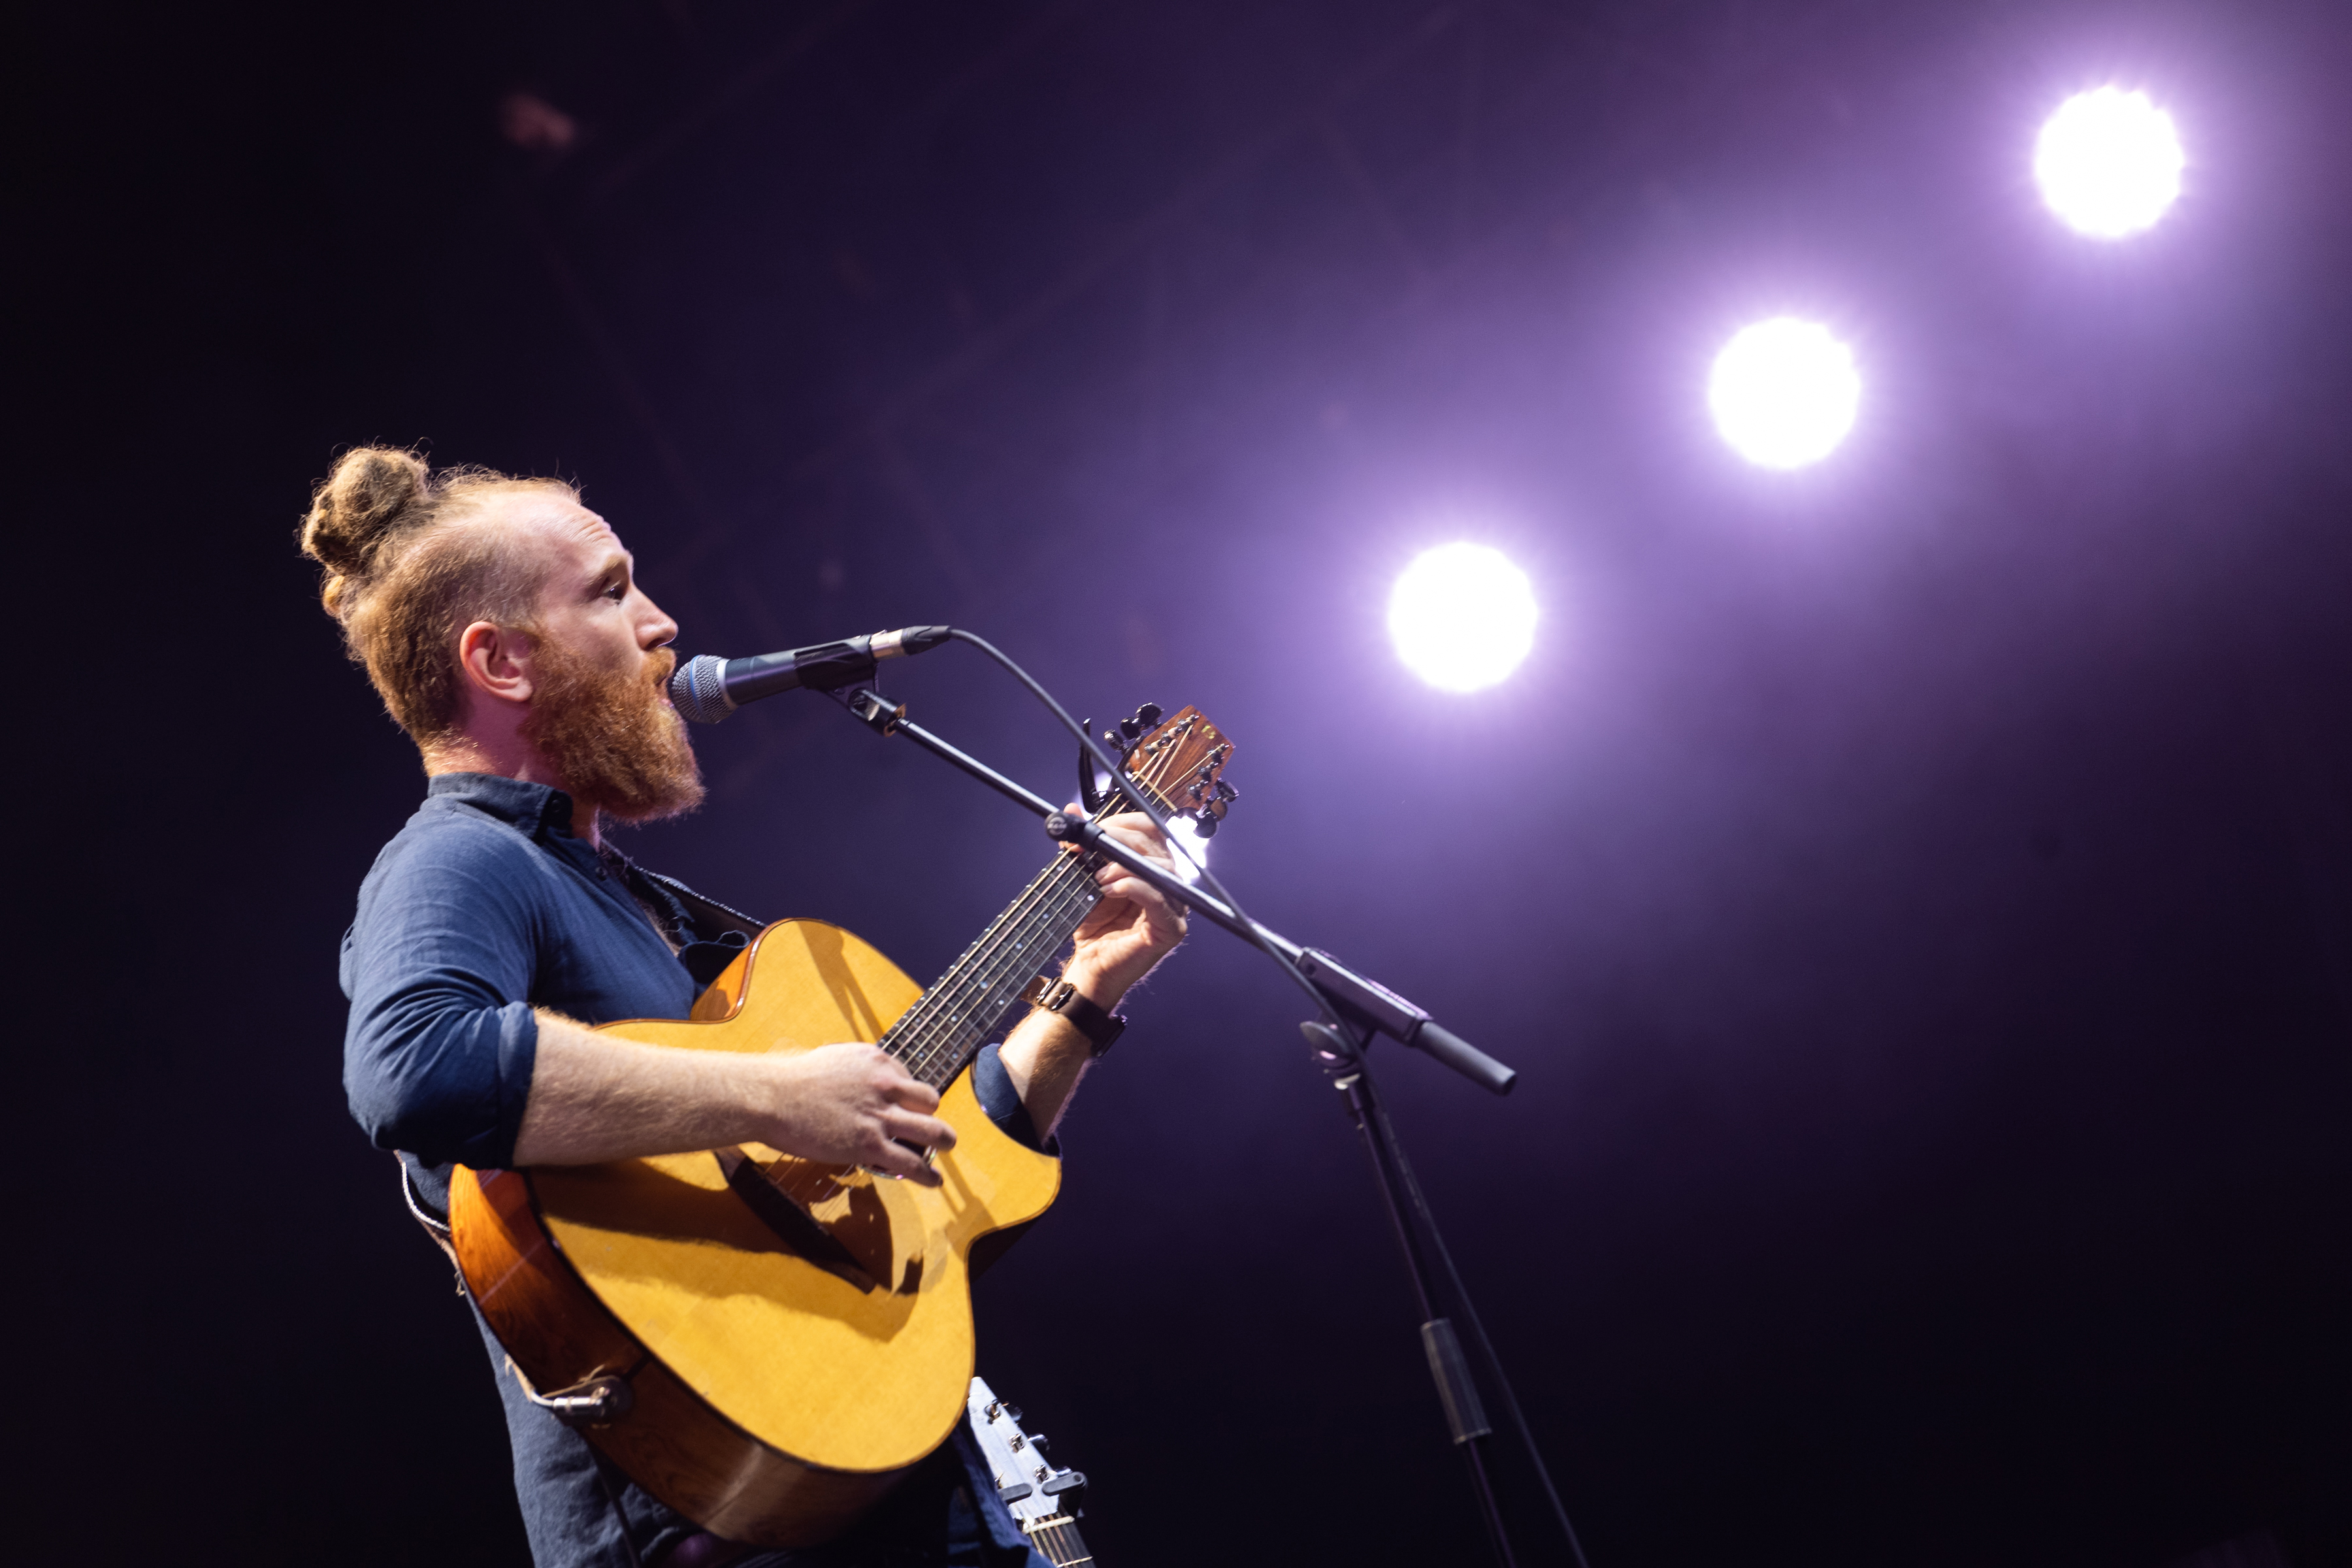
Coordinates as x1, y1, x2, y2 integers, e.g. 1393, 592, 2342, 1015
297, 447, 576, 743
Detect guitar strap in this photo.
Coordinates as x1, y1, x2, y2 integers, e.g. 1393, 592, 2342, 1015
634, 868, 766, 944
625, 864, 767, 988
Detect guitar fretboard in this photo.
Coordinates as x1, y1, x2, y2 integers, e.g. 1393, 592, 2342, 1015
879, 714, 1205, 1090
881, 845, 1107, 1089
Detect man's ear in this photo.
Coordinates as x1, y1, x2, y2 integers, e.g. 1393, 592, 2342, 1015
457, 621, 537, 708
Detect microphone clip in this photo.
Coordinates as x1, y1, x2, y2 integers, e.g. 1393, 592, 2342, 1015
843, 687, 906, 738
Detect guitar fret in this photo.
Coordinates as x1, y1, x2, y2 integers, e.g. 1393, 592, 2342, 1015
895, 874, 1075, 1055
880, 751, 1195, 1089
892, 876, 1069, 1053
883, 855, 1102, 1086
914, 881, 1096, 1083
915, 868, 1090, 1064
920, 881, 1096, 1081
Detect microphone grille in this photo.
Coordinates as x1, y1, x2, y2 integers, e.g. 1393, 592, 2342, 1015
669, 655, 737, 725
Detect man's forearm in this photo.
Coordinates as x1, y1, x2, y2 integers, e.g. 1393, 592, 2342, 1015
996, 1010, 1094, 1140
999, 810, 1187, 1137
511, 1011, 772, 1166
511, 1012, 956, 1180
996, 960, 1134, 1139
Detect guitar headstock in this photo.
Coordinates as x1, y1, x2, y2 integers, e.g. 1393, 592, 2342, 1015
1096, 702, 1239, 836
967, 1377, 1092, 1565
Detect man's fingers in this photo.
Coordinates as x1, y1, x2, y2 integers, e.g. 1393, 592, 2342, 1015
883, 1075, 942, 1114
1101, 814, 1173, 856
1098, 870, 1173, 911
864, 1136, 943, 1185
883, 1107, 956, 1149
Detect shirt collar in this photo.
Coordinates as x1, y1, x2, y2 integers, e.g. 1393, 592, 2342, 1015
425, 772, 578, 841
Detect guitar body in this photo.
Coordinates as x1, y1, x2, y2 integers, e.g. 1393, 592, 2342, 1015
451, 917, 1063, 1547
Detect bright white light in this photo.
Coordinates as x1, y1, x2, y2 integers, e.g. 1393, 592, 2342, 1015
1163, 811, 1209, 883
1708, 318, 1861, 469
2034, 88, 2183, 238
1387, 542, 1537, 693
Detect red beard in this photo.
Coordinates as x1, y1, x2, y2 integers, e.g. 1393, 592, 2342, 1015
521, 640, 706, 825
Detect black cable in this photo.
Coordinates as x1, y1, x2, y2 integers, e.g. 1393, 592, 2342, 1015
945, 626, 1590, 1565
945, 628, 1348, 1033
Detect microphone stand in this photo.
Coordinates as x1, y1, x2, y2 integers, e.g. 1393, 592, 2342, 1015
835, 687, 1584, 1568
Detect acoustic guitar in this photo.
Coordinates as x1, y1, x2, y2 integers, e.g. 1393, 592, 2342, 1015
449, 705, 1235, 1546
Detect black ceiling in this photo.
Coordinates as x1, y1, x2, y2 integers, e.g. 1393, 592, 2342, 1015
22, 1, 2351, 1565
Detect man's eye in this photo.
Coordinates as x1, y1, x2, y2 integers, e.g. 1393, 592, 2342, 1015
604, 582, 627, 601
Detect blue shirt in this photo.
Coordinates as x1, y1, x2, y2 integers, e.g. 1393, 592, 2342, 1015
341, 773, 1045, 1567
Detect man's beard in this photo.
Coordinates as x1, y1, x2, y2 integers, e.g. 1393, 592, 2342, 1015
521, 638, 706, 826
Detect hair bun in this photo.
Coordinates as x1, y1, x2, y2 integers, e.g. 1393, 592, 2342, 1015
300, 447, 432, 578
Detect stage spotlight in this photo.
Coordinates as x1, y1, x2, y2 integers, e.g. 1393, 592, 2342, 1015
2034, 88, 2183, 238
1388, 542, 1537, 693
1708, 318, 1860, 470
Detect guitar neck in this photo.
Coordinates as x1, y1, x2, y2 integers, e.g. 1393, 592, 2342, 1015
879, 840, 1107, 1090
881, 706, 1224, 1090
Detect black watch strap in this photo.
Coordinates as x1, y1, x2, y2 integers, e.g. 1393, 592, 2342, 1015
1020, 974, 1127, 1057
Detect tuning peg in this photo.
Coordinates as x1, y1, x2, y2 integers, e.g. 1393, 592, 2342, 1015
1192, 808, 1219, 839
1214, 779, 1238, 802
1134, 702, 1163, 729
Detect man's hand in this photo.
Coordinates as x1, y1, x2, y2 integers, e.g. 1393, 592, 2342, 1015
992, 810, 1192, 1141
759, 1042, 956, 1185
1062, 809, 1190, 1001
514, 1019, 955, 1177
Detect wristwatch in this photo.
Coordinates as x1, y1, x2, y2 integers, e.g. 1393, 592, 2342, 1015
1019, 974, 1127, 1057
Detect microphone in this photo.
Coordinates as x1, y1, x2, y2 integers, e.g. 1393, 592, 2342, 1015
668, 625, 953, 724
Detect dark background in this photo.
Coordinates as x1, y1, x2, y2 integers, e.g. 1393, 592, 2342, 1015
18, 1, 2349, 1564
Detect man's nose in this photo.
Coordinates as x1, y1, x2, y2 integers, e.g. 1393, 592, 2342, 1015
641, 597, 680, 649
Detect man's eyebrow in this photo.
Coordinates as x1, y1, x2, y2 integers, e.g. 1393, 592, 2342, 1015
588, 551, 631, 587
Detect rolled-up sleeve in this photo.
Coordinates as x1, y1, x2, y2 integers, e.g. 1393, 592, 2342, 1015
970, 1042, 1058, 1156
341, 826, 543, 1170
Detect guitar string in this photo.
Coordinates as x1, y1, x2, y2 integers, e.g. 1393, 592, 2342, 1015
756, 740, 1194, 1202
766, 806, 1105, 1194
884, 728, 1194, 1081
1027, 1520, 1064, 1565
885, 730, 1196, 1085
884, 719, 1194, 1086
892, 742, 1191, 1086
902, 851, 1111, 1085
886, 716, 1199, 1082
880, 749, 1159, 1076
891, 812, 1120, 1086
885, 846, 1098, 1085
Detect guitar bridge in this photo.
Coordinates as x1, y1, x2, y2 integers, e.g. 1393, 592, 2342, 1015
713, 1145, 924, 1294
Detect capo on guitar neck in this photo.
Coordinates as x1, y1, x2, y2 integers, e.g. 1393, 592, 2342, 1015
1077, 703, 1165, 813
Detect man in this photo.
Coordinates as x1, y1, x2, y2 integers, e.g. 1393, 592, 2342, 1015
307, 448, 1184, 1567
